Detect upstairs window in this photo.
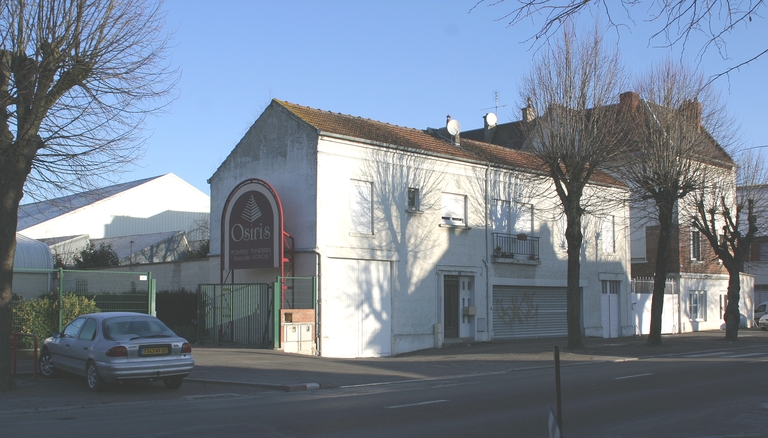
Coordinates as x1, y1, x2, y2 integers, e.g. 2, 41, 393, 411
441, 193, 467, 226
350, 180, 373, 234
407, 188, 420, 211
492, 200, 533, 235
602, 215, 616, 254
691, 230, 701, 261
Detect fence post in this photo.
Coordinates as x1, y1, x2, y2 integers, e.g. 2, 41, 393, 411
149, 276, 156, 316
58, 268, 64, 332
273, 281, 281, 349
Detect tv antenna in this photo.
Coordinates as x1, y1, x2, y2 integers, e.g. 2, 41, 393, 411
481, 91, 507, 115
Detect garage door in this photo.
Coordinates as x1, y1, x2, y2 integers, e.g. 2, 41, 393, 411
322, 258, 392, 358
492, 286, 567, 338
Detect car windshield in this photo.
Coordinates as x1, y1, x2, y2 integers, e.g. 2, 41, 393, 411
103, 316, 177, 341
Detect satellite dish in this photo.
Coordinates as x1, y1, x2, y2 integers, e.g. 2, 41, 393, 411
447, 119, 461, 136
485, 112, 498, 127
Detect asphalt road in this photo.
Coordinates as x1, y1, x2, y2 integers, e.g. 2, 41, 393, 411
2, 341, 768, 437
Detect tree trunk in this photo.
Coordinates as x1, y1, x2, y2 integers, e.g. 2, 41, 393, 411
648, 195, 675, 346
724, 260, 742, 341
0, 158, 29, 391
566, 207, 585, 350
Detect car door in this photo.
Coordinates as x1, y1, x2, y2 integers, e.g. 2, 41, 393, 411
67, 318, 99, 376
51, 317, 87, 373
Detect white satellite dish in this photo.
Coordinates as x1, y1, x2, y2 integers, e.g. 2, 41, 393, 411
485, 112, 498, 127
447, 119, 461, 136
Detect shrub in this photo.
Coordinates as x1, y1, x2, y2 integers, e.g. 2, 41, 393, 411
13, 292, 100, 348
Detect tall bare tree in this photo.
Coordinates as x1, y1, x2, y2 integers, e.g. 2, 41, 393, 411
619, 58, 734, 345
687, 151, 765, 340
519, 25, 627, 349
0, 0, 176, 390
473, 0, 766, 84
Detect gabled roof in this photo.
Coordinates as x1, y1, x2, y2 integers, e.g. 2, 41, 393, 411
462, 92, 735, 169
274, 100, 623, 187
17, 176, 163, 231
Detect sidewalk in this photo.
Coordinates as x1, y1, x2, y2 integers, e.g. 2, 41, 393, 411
186, 329, 768, 391
11, 329, 768, 392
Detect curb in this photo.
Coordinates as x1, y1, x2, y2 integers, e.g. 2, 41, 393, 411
186, 377, 322, 392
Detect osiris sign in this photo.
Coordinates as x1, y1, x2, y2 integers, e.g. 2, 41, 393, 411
221, 179, 283, 270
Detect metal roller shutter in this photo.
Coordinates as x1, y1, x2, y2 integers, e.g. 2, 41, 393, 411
492, 286, 567, 338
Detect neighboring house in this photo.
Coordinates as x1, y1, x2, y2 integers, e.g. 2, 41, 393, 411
209, 99, 633, 358
743, 184, 768, 304
464, 91, 753, 333
17, 173, 210, 264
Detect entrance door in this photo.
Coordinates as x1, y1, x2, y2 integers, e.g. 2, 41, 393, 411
444, 275, 459, 338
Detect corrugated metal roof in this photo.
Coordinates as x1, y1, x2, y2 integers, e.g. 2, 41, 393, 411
14, 234, 54, 269
17, 175, 163, 231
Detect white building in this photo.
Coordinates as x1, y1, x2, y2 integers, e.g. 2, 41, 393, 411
209, 99, 633, 358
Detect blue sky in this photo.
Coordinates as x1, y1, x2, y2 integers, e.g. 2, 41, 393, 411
131, 0, 768, 195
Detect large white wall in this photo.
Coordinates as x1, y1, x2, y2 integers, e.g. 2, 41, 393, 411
20, 173, 209, 241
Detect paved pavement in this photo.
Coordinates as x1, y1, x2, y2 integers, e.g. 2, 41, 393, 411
9, 329, 768, 393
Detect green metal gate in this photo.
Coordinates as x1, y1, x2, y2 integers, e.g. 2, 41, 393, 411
198, 283, 275, 347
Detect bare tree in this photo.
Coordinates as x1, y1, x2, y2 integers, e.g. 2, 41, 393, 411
619, 58, 734, 345
519, 25, 628, 349
0, 0, 176, 390
473, 0, 766, 84
687, 150, 766, 340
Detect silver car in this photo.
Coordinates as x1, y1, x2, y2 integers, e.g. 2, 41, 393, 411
39, 312, 195, 391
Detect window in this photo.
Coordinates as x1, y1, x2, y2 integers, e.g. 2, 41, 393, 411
63, 317, 86, 339
407, 188, 420, 211
689, 290, 707, 321
601, 216, 616, 254
350, 180, 373, 234
442, 193, 467, 226
78, 318, 98, 341
601, 280, 620, 294
690, 230, 701, 261
492, 200, 532, 234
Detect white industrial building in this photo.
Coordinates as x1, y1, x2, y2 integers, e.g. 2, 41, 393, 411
209, 99, 633, 358
17, 173, 210, 265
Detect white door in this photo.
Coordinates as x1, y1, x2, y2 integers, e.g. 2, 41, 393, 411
322, 258, 392, 358
601, 293, 619, 338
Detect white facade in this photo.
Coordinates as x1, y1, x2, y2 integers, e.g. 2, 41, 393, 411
210, 100, 634, 357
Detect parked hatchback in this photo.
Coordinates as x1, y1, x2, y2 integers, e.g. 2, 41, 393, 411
755, 301, 768, 325
39, 312, 194, 391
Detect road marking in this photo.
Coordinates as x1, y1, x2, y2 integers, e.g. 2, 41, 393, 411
615, 373, 653, 380
725, 352, 767, 358
682, 351, 728, 358
386, 400, 449, 409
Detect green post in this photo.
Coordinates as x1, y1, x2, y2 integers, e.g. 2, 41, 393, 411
149, 277, 156, 316
273, 281, 281, 349
58, 268, 64, 332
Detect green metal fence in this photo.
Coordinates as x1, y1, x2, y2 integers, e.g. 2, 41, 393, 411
280, 276, 316, 309
12, 268, 156, 334
198, 283, 275, 347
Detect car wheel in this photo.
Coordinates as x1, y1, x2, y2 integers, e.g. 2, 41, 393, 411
86, 361, 105, 392
38, 350, 58, 378
163, 376, 184, 390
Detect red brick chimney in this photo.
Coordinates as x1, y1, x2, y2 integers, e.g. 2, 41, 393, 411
619, 92, 640, 110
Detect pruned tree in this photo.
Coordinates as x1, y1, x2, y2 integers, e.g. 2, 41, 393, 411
519, 25, 628, 349
619, 58, 734, 345
0, 0, 176, 390
473, 0, 766, 83
73, 243, 120, 268
686, 151, 766, 340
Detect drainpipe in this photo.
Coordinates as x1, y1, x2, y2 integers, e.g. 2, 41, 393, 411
484, 163, 491, 340
291, 248, 323, 356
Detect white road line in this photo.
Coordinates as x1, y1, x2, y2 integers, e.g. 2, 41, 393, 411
682, 351, 729, 358
386, 400, 449, 409
724, 352, 768, 358
615, 373, 653, 380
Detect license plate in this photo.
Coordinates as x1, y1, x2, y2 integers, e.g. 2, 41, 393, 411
140, 346, 170, 356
